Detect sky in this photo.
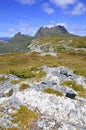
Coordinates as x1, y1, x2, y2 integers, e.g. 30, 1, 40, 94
0, 0, 86, 37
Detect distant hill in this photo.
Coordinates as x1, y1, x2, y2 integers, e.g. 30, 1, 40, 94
35, 25, 75, 38
0, 32, 33, 54
0, 37, 11, 41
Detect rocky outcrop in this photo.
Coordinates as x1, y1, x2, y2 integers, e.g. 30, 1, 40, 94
0, 66, 86, 129
35, 26, 71, 38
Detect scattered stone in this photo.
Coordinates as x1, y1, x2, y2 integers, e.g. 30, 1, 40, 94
65, 92, 76, 99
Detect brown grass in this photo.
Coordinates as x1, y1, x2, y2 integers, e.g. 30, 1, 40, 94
0, 50, 86, 78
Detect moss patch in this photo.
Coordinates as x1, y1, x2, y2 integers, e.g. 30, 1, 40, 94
12, 105, 39, 129
44, 88, 63, 96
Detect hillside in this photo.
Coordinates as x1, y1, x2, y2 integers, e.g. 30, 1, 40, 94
0, 32, 33, 54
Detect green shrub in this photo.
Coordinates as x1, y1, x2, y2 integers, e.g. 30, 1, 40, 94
44, 88, 63, 96
9, 69, 35, 79
19, 83, 29, 91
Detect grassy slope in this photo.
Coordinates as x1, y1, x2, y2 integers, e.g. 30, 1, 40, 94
0, 36, 86, 77
69, 37, 86, 48
0, 49, 86, 77
31, 37, 86, 49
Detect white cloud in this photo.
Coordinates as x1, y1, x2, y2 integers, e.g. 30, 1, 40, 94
50, 20, 55, 24
60, 23, 86, 36
6, 22, 38, 37
44, 21, 68, 29
17, 0, 36, 5
42, 3, 55, 14
18, 22, 38, 35
8, 28, 15, 32
72, 2, 86, 15
50, 0, 77, 9
57, 22, 67, 27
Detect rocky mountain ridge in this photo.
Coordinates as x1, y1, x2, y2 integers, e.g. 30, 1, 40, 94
35, 25, 73, 37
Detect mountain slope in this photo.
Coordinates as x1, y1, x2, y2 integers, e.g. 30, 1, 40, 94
0, 32, 33, 54
35, 25, 74, 37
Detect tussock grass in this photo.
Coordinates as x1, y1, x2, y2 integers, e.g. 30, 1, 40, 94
12, 105, 39, 129
62, 81, 86, 98
44, 88, 63, 96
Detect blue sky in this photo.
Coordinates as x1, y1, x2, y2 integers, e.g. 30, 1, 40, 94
0, 0, 86, 37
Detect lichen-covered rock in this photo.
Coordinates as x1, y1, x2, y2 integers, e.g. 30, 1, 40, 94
0, 66, 86, 130
14, 89, 86, 130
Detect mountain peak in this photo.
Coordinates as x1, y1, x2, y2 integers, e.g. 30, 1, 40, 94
35, 25, 69, 38
13, 32, 24, 39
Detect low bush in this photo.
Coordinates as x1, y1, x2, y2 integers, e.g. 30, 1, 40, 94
19, 83, 29, 91
10, 80, 20, 85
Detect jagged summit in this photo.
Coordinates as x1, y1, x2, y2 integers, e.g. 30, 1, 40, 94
13, 32, 25, 40
35, 25, 71, 37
